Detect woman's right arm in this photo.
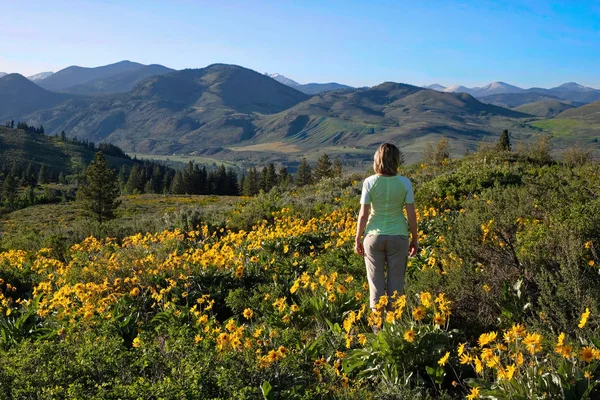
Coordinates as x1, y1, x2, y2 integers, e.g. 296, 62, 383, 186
405, 203, 419, 256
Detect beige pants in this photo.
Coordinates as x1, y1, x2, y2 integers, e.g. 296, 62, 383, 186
363, 234, 409, 309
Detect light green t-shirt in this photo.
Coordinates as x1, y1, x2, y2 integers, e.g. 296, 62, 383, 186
360, 174, 414, 236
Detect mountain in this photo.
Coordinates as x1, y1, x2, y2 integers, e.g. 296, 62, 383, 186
21, 64, 310, 153
0, 72, 7, 78
249, 83, 527, 156
479, 92, 580, 108
61, 64, 174, 95
0, 74, 70, 121
267, 73, 301, 87
426, 84, 446, 91
444, 85, 473, 94
471, 82, 524, 97
266, 72, 354, 94
27, 71, 54, 81
514, 100, 575, 117
551, 82, 597, 92
38, 60, 145, 92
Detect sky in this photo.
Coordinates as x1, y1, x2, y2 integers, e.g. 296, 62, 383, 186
1, 0, 600, 88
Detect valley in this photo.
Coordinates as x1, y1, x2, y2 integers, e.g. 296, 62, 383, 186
1, 61, 600, 168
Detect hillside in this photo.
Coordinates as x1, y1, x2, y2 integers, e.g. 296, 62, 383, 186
22, 64, 310, 153
38, 60, 145, 92
479, 92, 576, 108
556, 100, 600, 121
0, 125, 135, 173
60, 64, 174, 95
244, 83, 529, 161
0, 74, 70, 121
514, 100, 575, 117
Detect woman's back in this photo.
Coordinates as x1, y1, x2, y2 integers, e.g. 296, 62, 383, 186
360, 175, 413, 236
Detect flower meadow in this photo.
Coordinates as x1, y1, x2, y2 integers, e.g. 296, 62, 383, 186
1, 150, 600, 399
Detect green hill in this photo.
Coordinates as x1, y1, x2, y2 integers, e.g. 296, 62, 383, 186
514, 100, 575, 117
244, 83, 530, 162
0, 125, 135, 173
556, 100, 600, 121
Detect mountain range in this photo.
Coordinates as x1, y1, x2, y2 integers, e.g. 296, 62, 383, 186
426, 81, 600, 104
2, 60, 600, 164
266, 73, 354, 95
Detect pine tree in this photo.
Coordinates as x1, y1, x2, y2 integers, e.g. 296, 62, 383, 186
10, 120, 14, 129
171, 171, 185, 194
77, 152, 121, 223
125, 164, 144, 194
242, 167, 259, 196
58, 172, 66, 185
296, 158, 313, 186
278, 166, 292, 187
60, 130, 67, 141
314, 153, 333, 181
333, 158, 343, 177
2, 173, 18, 209
37, 165, 47, 185
499, 129, 511, 151
144, 179, 154, 194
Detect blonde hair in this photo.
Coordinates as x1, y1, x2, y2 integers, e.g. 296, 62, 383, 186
373, 143, 400, 176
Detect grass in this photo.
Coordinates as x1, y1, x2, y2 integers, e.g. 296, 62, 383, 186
531, 119, 580, 137
0, 194, 241, 251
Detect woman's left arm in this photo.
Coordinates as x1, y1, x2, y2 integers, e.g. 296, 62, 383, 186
354, 204, 370, 256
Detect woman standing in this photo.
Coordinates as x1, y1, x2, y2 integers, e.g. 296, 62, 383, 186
354, 143, 419, 315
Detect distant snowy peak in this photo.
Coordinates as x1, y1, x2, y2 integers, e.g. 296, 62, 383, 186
474, 82, 524, 96
266, 73, 301, 87
0, 72, 6, 78
552, 82, 595, 92
425, 83, 446, 91
27, 71, 54, 81
444, 85, 473, 94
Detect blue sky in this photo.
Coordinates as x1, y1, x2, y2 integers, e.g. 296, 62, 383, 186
2, 0, 600, 88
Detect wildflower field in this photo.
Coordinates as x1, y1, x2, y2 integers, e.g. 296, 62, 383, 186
1, 150, 600, 399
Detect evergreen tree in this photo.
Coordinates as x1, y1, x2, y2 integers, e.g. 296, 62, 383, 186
77, 152, 121, 224
25, 185, 35, 206
278, 166, 292, 187
37, 165, 47, 185
314, 153, 333, 181
2, 173, 18, 209
263, 163, 277, 192
10, 120, 14, 129
58, 172, 66, 185
226, 169, 239, 195
333, 158, 343, 178
171, 171, 186, 194
296, 158, 313, 186
499, 129, 511, 151
23, 162, 36, 186
242, 167, 259, 196
125, 164, 144, 194
118, 165, 128, 191
144, 179, 154, 194
60, 130, 67, 141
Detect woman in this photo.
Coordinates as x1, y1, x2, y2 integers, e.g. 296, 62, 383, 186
354, 143, 418, 315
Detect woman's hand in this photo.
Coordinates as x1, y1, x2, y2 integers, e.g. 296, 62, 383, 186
409, 239, 419, 257
354, 237, 365, 257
